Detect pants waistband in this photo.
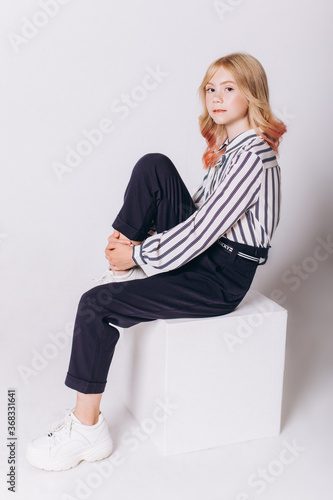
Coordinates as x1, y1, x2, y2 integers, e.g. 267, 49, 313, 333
216, 237, 270, 265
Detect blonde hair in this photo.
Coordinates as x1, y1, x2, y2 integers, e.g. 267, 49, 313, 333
198, 52, 287, 168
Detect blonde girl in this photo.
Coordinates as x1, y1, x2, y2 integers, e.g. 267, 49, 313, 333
27, 52, 286, 471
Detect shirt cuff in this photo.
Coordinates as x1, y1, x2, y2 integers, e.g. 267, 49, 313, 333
132, 245, 165, 277
132, 244, 147, 267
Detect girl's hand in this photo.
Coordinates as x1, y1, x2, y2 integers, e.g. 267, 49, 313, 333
105, 230, 135, 271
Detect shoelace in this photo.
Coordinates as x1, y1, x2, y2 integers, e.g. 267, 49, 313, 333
47, 409, 75, 443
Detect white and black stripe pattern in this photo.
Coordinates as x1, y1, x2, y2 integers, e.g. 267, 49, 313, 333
133, 129, 281, 272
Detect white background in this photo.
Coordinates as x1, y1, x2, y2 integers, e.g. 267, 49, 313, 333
0, 0, 332, 499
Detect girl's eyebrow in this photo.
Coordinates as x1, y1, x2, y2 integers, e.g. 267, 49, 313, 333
206, 80, 236, 86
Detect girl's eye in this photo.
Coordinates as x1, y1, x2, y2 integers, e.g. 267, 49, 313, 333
225, 87, 233, 92
206, 87, 214, 93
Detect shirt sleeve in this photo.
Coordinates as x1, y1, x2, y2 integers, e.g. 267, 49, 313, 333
132, 151, 264, 273
191, 171, 209, 208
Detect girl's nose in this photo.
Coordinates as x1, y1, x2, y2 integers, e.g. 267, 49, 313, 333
213, 93, 222, 103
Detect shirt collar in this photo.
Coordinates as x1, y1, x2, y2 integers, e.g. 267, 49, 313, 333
218, 129, 257, 155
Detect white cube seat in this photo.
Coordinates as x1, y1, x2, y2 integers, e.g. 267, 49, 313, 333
118, 290, 287, 456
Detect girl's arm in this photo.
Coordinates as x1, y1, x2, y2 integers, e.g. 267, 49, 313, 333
192, 171, 209, 208
132, 151, 264, 273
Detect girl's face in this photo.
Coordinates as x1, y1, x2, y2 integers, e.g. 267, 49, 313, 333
205, 66, 250, 139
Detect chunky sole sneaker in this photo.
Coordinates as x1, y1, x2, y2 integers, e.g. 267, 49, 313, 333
26, 409, 113, 471
94, 266, 147, 286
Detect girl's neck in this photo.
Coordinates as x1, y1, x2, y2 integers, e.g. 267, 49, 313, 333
226, 120, 251, 142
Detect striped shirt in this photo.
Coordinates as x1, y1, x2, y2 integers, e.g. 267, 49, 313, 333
133, 129, 281, 273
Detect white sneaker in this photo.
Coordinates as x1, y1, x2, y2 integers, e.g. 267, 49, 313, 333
26, 409, 113, 471
94, 266, 147, 286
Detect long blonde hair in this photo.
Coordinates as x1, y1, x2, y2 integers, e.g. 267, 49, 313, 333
198, 53, 287, 168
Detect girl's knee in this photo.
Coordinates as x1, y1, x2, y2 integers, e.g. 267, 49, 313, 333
78, 287, 100, 308
76, 285, 117, 324
133, 153, 175, 175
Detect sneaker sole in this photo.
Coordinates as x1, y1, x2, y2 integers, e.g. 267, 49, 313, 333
26, 436, 113, 471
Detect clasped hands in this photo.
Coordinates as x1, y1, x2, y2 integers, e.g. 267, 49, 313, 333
105, 230, 136, 271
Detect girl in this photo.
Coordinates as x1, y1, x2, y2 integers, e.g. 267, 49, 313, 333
26, 52, 286, 471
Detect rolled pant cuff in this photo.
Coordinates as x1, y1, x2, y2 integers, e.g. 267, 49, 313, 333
65, 372, 106, 394
112, 216, 147, 242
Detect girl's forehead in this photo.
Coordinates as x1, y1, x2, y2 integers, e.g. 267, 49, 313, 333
208, 66, 236, 85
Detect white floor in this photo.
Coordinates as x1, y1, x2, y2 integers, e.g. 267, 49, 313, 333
1, 276, 332, 500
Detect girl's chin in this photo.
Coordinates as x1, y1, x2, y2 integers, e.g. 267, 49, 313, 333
211, 116, 226, 125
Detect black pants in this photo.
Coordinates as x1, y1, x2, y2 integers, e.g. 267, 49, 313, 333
65, 153, 259, 394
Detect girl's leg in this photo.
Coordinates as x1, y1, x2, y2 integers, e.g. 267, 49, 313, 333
112, 152, 196, 242
70, 153, 196, 410
74, 392, 103, 425
26, 152, 196, 471
104, 152, 194, 278
65, 242, 258, 396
